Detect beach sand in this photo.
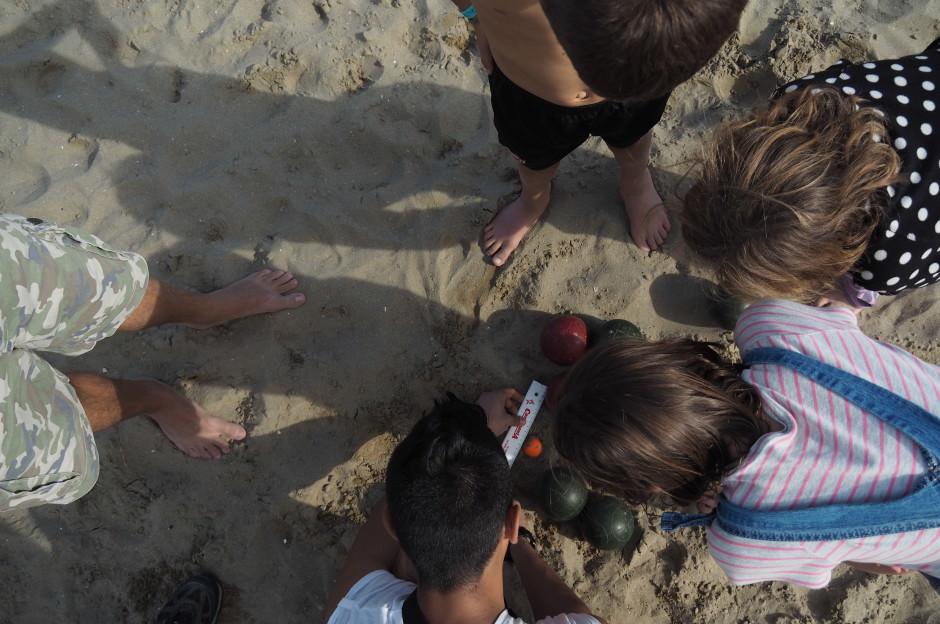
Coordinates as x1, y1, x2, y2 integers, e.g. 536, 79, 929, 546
1, 0, 939, 622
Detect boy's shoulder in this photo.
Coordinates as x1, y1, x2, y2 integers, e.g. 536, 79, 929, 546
327, 570, 413, 624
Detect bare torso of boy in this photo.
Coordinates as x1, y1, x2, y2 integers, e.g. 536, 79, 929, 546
475, 0, 603, 107
460, 0, 670, 264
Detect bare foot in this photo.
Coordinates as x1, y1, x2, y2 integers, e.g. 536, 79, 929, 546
187, 269, 306, 329
621, 167, 671, 252
141, 379, 247, 459
484, 195, 548, 267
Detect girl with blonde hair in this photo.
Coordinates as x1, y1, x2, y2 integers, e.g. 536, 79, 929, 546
682, 39, 940, 306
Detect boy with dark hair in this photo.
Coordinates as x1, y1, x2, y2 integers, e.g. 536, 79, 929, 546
450, 0, 746, 265
539, 0, 749, 102
324, 390, 604, 624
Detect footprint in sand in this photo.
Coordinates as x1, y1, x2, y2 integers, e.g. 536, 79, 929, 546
0, 158, 51, 207
66, 134, 100, 172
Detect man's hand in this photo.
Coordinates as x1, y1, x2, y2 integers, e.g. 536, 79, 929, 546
476, 388, 523, 435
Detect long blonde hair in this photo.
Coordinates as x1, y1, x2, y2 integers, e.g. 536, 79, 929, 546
681, 87, 904, 303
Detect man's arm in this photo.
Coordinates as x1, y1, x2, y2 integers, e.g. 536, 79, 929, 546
323, 500, 402, 622
509, 539, 606, 623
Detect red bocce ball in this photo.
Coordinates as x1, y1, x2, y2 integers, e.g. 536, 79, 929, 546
540, 315, 588, 366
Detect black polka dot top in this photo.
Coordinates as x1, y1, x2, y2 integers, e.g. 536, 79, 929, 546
779, 38, 940, 295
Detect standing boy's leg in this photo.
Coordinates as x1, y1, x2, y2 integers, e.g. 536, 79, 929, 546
486, 64, 580, 267
608, 131, 670, 252
484, 162, 559, 267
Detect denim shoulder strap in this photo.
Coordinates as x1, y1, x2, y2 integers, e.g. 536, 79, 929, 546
662, 347, 940, 540
745, 348, 940, 447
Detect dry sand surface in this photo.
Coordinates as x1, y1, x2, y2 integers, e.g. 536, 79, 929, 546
2, 0, 940, 622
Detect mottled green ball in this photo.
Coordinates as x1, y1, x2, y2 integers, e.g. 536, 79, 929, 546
580, 495, 634, 551
594, 319, 643, 345
540, 468, 589, 522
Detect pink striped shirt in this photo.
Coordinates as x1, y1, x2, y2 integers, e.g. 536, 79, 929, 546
709, 300, 940, 587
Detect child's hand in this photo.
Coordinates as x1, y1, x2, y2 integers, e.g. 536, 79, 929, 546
476, 388, 523, 436
846, 561, 914, 575
816, 288, 864, 315
696, 487, 723, 514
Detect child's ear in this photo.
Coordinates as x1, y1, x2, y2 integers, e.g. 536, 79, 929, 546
505, 500, 522, 543
382, 504, 400, 543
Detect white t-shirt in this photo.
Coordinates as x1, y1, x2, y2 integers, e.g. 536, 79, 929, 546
327, 570, 602, 624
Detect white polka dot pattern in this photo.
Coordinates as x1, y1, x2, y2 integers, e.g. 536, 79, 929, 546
779, 38, 940, 293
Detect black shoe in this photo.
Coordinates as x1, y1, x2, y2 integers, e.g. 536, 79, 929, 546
156, 574, 223, 624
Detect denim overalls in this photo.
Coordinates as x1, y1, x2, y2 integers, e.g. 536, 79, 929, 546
660, 347, 940, 586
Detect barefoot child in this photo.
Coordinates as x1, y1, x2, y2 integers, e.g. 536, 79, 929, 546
0, 214, 305, 511
553, 299, 940, 588
682, 39, 940, 306
450, 0, 746, 265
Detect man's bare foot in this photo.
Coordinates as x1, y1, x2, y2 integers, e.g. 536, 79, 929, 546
484, 195, 548, 267
621, 167, 670, 252
186, 269, 306, 329
141, 378, 247, 459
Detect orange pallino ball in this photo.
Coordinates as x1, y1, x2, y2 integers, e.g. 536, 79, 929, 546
523, 437, 543, 458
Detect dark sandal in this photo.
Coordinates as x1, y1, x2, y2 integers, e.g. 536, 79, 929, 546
156, 574, 222, 624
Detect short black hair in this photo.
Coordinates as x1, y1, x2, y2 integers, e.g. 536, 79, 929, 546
540, 0, 747, 101
386, 394, 513, 592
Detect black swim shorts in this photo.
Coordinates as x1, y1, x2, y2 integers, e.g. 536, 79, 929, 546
487, 64, 670, 171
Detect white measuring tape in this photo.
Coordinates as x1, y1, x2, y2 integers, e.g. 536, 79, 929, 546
501, 380, 547, 467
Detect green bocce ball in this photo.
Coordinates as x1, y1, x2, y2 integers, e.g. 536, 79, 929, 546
593, 319, 643, 345
540, 467, 589, 522
579, 494, 634, 551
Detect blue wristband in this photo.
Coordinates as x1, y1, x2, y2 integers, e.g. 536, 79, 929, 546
460, 5, 477, 19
